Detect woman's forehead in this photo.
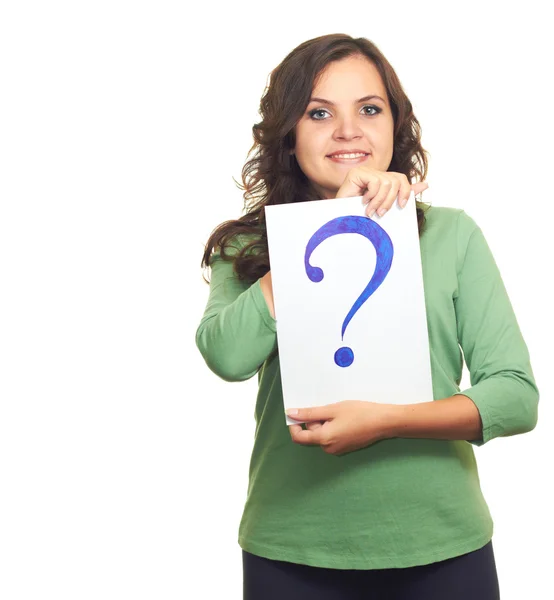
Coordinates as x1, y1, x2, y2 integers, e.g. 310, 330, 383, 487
312, 58, 387, 99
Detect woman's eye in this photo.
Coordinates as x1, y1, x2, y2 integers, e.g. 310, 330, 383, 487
362, 105, 380, 116
308, 108, 327, 121
309, 109, 329, 120
308, 105, 381, 120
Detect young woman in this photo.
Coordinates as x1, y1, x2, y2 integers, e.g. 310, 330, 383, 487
196, 34, 538, 600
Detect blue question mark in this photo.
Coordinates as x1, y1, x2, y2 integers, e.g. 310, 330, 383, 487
304, 216, 394, 368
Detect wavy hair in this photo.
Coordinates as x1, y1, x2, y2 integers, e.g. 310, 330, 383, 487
201, 33, 431, 284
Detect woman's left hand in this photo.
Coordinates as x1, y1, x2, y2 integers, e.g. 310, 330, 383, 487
287, 400, 399, 456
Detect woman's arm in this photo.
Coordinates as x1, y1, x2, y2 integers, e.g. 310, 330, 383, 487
451, 211, 539, 446
375, 211, 539, 446
195, 247, 277, 382
386, 393, 483, 442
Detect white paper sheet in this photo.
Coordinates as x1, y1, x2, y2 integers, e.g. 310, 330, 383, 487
265, 192, 434, 426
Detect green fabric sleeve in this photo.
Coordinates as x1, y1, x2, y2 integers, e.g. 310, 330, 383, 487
453, 211, 539, 446
195, 248, 277, 382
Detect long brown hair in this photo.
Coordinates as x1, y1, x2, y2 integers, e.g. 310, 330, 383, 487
201, 34, 431, 284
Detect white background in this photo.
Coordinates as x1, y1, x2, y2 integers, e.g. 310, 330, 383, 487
1, 1, 552, 599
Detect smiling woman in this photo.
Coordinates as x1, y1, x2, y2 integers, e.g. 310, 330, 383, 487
195, 32, 537, 600
199, 36, 430, 284
292, 56, 395, 196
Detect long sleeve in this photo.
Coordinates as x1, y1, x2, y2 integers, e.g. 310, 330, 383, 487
453, 211, 539, 446
195, 243, 278, 382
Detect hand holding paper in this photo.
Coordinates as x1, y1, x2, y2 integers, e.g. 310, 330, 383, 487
285, 400, 400, 456
333, 165, 429, 217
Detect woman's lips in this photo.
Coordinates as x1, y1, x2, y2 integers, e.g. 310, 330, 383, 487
327, 154, 370, 164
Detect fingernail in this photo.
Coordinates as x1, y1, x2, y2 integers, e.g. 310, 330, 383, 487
378, 207, 387, 216
286, 409, 298, 415
400, 197, 407, 208
368, 208, 376, 218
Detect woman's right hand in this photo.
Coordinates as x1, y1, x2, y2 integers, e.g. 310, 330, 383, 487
335, 166, 429, 218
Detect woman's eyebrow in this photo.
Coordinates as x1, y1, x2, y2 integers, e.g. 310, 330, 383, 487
308, 95, 385, 106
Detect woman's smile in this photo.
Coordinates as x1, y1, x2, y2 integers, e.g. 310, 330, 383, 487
326, 153, 370, 165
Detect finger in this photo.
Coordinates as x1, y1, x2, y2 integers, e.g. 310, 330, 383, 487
365, 177, 393, 218
376, 178, 402, 217
289, 425, 324, 446
336, 167, 378, 200
398, 176, 413, 208
306, 421, 324, 431
411, 181, 429, 197
359, 175, 381, 205
288, 424, 304, 439
286, 406, 333, 421
383, 173, 410, 210
398, 189, 415, 209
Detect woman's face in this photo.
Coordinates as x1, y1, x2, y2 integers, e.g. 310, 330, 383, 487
292, 54, 395, 200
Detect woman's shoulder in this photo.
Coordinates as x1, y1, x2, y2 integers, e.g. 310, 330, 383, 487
212, 231, 261, 263
421, 203, 480, 236
420, 202, 461, 221
219, 233, 253, 252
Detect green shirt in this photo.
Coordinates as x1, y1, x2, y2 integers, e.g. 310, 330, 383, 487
195, 205, 539, 569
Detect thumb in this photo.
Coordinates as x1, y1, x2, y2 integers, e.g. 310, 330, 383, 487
286, 406, 332, 421
411, 181, 429, 195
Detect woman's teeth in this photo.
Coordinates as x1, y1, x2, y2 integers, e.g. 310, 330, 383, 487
331, 153, 367, 159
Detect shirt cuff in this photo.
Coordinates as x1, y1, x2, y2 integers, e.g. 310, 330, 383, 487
457, 388, 494, 447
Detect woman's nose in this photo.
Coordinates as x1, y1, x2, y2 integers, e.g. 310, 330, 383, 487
333, 116, 364, 139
